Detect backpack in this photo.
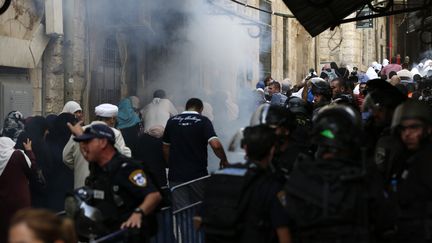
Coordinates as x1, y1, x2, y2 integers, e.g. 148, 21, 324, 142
284, 158, 369, 240
201, 163, 263, 241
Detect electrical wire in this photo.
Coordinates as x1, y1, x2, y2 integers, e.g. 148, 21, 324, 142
327, 26, 343, 52
226, 0, 295, 18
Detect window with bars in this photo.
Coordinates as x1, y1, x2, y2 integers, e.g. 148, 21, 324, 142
91, 35, 122, 109
103, 37, 121, 68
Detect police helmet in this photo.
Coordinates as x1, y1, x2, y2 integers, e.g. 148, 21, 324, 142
363, 86, 406, 112
331, 93, 355, 107
311, 105, 362, 149
250, 103, 296, 131
311, 78, 332, 100
391, 100, 432, 129
286, 96, 309, 115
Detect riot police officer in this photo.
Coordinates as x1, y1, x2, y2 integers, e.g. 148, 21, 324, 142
202, 125, 291, 243
283, 105, 396, 243
386, 100, 432, 243
71, 124, 161, 242
301, 77, 332, 118
363, 81, 406, 159
250, 103, 308, 178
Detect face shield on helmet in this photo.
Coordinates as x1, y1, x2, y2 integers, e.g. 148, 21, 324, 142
65, 187, 107, 239
311, 105, 362, 152
228, 104, 295, 155
250, 103, 296, 130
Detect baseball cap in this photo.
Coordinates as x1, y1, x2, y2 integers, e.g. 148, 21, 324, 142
73, 124, 115, 144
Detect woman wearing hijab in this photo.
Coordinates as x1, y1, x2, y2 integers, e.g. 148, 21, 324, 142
61, 101, 83, 122
16, 116, 52, 209
117, 97, 141, 156
1, 111, 25, 142
0, 137, 36, 243
45, 113, 77, 211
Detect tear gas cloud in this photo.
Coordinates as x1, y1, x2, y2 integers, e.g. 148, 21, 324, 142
93, 0, 271, 168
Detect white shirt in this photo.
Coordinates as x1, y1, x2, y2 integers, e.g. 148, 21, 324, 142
62, 121, 132, 188
141, 98, 178, 131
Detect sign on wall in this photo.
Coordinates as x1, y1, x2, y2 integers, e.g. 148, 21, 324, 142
356, 6, 373, 29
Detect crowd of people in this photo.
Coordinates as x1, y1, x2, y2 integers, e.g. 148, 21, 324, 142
0, 56, 432, 242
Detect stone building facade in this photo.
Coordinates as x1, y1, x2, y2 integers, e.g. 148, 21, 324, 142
0, 0, 86, 127
0, 0, 386, 124
318, 14, 387, 72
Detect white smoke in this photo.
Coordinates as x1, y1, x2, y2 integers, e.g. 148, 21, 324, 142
94, 0, 270, 169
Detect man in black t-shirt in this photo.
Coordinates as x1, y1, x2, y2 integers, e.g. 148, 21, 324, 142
162, 98, 228, 210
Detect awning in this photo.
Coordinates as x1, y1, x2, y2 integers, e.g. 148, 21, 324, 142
282, 0, 369, 37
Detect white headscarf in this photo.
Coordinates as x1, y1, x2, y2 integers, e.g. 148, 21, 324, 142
0, 137, 31, 177
62, 101, 82, 114
366, 67, 378, 79
411, 67, 421, 76
382, 59, 389, 67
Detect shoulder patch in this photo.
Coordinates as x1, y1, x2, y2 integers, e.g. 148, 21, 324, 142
277, 190, 287, 207
128, 169, 147, 187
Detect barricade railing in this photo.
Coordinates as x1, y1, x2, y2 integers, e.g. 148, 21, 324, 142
169, 175, 210, 192
150, 207, 175, 243
172, 201, 204, 243
169, 175, 210, 243
68, 175, 211, 243
89, 229, 128, 243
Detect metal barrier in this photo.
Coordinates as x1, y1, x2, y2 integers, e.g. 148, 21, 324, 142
172, 202, 204, 243
150, 207, 175, 243
169, 176, 210, 243
89, 229, 128, 243
71, 176, 210, 243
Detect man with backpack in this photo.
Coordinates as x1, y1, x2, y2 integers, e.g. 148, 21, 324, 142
201, 125, 291, 243
283, 105, 396, 243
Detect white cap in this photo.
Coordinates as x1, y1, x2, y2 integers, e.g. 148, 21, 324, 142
95, 103, 118, 117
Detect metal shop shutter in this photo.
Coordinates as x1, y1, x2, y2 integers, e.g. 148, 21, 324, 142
0, 78, 33, 129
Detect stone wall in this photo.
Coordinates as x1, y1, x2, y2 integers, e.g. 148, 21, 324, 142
318, 14, 387, 72
43, 37, 64, 113
270, 0, 317, 85
42, 0, 86, 114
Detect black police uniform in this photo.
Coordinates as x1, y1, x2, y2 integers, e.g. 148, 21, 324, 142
202, 162, 289, 243
386, 143, 432, 243
85, 152, 158, 242
272, 141, 311, 180
283, 155, 396, 243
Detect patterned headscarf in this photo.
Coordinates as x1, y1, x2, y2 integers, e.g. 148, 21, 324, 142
1, 111, 25, 142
